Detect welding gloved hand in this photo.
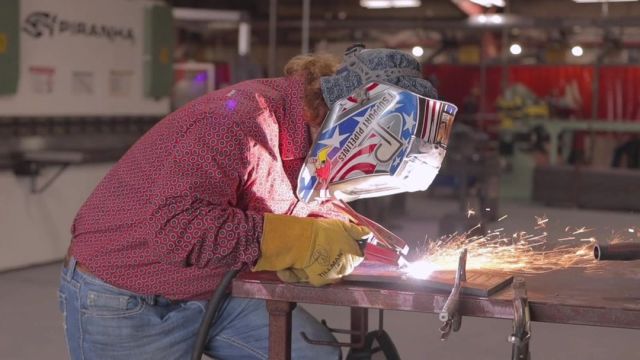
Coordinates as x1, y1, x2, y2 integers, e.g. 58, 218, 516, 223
253, 214, 369, 286
276, 268, 309, 283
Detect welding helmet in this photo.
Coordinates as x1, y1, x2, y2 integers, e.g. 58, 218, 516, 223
297, 44, 457, 203
296, 46, 457, 203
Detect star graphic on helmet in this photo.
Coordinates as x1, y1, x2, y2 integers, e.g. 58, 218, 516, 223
391, 152, 404, 167
402, 112, 415, 132
318, 127, 349, 149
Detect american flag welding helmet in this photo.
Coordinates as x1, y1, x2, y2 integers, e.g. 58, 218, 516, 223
297, 81, 458, 204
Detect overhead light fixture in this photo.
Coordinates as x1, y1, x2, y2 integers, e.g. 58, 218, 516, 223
490, 14, 503, 24
412, 46, 424, 57
571, 45, 584, 57
573, 0, 637, 3
469, 0, 506, 7
173, 8, 242, 22
470, 13, 510, 26
360, 0, 421, 9
509, 43, 522, 55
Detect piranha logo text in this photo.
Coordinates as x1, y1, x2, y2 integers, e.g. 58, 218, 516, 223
22, 11, 135, 43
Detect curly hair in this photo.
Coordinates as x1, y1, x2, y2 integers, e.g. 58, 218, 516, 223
284, 53, 340, 127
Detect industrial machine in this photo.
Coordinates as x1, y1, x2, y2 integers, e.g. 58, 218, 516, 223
0, 0, 174, 271
0, 0, 174, 183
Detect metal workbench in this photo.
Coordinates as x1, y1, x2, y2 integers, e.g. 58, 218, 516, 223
516, 118, 640, 165
232, 262, 640, 360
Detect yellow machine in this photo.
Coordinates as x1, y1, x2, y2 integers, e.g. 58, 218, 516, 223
496, 83, 550, 130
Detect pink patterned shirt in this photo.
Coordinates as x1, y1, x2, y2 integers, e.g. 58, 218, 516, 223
70, 77, 342, 300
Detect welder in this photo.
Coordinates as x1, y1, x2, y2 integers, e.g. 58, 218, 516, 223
58, 45, 446, 360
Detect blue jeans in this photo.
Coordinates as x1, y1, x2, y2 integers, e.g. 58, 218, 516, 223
58, 257, 340, 359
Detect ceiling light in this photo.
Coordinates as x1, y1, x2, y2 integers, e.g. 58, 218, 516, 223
360, 0, 421, 9
571, 45, 584, 57
173, 8, 242, 22
469, 0, 506, 7
573, 0, 637, 3
509, 43, 522, 55
392, 0, 421, 6
490, 14, 503, 24
412, 46, 424, 57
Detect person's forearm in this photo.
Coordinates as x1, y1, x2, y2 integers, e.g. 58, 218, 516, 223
148, 198, 263, 269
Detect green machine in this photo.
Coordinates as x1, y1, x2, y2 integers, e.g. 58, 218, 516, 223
144, 4, 175, 99
0, 0, 20, 95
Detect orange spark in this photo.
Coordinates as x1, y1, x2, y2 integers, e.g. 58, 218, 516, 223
558, 237, 576, 241
408, 215, 599, 276
534, 215, 549, 229
572, 227, 593, 235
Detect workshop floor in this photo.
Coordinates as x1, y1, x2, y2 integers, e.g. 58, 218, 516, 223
2, 197, 639, 360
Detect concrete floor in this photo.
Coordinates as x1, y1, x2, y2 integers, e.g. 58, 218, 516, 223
2, 196, 640, 359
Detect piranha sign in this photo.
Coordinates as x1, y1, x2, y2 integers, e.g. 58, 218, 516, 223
22, 11, 135, 43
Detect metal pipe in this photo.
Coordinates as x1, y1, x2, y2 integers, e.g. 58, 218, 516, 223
479, 32, 487, 117
301, 0, 310, 54
268, 0, 277, 77
238, 21, 250, 56
500, 0, 511, 91
594, 243, 640, 261
252, 17, 640, 32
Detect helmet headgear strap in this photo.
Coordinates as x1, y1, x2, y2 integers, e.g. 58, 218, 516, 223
343, 44, 423, 103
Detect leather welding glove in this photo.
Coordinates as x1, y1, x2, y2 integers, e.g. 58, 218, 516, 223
276, 268, 309, 283
253, 213, 369, 286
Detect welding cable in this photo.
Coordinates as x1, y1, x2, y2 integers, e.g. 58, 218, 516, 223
191, 269, 240, 360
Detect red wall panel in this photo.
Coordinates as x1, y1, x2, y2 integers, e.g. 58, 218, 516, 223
424, 64, 640, 122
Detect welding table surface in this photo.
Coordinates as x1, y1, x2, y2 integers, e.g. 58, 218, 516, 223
232, 262, 640, 329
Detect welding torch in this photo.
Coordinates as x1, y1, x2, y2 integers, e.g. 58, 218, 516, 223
336, 200, 410, 267
594, 242, 640, 261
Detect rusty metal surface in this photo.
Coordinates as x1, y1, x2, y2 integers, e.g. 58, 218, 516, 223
345, 262, 514, 297
233, 263, 640, 330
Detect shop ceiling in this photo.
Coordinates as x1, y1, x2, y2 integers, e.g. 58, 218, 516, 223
164, 0, 640, 48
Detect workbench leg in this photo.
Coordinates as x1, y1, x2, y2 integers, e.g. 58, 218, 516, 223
350, 307, 369, 349
266, 300, 296, 360
550, 130, 559, 165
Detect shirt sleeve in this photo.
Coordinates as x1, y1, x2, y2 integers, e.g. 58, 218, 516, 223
145, 101, 263, 270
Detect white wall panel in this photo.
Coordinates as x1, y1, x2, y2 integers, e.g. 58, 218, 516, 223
0, 164, 111, 271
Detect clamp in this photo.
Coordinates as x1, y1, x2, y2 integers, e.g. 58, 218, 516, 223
508, 277, 531, 360
439, 248, 467, 340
